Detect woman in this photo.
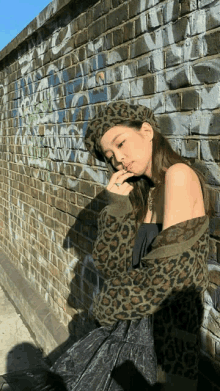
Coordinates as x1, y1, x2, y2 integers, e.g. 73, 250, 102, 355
16, 102, 211, 390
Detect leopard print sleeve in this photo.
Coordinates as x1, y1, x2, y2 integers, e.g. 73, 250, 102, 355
92, 203, 136, 279
92, 217, 209, 326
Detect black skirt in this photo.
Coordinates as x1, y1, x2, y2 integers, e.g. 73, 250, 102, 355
50, 317, 157, 390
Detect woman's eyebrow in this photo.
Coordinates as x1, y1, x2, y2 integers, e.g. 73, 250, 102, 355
103, 133, 126, 154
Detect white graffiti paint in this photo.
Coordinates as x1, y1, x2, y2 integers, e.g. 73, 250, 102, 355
14, 38, 107, 187
51, 25, 72, 55
136, 0, 220, 185
64, 257, 79, 277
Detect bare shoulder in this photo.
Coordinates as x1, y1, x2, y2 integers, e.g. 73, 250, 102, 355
165, 163, 204, 198
165, 163, 197, 181
162, 163, 205, 230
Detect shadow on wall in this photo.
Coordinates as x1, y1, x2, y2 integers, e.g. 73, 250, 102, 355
62, 189, 107, 340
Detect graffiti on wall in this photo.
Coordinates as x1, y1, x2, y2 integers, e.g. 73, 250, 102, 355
13, 38, 108, 187
7, 0, 220, 190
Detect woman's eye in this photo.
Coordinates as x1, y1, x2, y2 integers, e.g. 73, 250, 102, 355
118, 141, 125, 148
106, 141, 125, 162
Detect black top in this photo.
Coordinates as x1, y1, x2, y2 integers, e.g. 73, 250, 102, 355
132, 223, 163, 268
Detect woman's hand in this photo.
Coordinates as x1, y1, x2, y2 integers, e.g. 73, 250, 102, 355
106, 169, 134, 195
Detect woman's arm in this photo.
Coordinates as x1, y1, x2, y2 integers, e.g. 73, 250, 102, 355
92, 191, 136, 279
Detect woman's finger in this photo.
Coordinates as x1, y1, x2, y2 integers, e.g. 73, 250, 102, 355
107, 182, 134, 195
108, 170, 134, 188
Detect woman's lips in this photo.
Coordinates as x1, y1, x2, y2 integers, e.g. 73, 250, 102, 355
126, 162, 133, 171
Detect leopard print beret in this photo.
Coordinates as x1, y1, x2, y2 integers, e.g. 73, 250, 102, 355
84, 102, 160, 161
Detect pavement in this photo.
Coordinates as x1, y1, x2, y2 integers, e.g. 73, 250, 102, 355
0, 285, 42, 390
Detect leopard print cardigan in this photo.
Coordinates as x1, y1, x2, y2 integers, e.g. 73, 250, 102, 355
92, 191, 210, 385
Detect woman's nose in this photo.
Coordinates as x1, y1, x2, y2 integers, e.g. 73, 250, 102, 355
114, 150, 124, 164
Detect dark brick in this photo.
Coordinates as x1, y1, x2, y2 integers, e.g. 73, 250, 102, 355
77, 194, 85, 207
167, 67, 190, 90
112, 28, 124, 46
206, 5, 220, 31
181, 139, 199, 159
172, 16, 189, 43
93, 2, 104, 20
109, 81, 129, 100
137, 56, 151, 76
130, 35, 148, 58
75, 30, 88, 48
31, 187, 39, 199
217, 242, 220, 264
180, 0, 197, 16
201, 141, 220, 162
106, 4, 128, 30
165, 92, 181, 112
205, 30, 220, 56
108, 46, 128, 65
190, 36, 202, 60
77, 13, 87, 31
63, 66, 76, 82
163, 0, 180, 22
112, 0, 125, 7
86, 8, 93, 26
157, 113, 190, 136
143, 75, 155, 95
79, 182, 95, 198
129, 0, 152, 18
78, 47, 86, 62
193, 59, 220, 84
104, 33, 113, 50
206, 112, 220, 136
55, 198, 67, 212
88, 17, 106, 40
67, 203, 83, 218
103, 0, 111, 14
181, 89, 200, 111
165, 44, 183, 68
135, 16, 147, 37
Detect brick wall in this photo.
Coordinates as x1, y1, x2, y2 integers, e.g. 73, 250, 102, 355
0, 0, 220, 383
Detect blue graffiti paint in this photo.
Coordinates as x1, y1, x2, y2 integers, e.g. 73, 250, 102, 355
98, 54, 105, 69
66, 94, 74, 108
88, 87, 107, 104
48, 71, 60, 87
36, 72, 43, 80
82, 106, 91, 135
58, 111, 66, 123
28, 81, 33, 95
65, 82, 74, 95
69, 151, 75, 162
72, 79, 83, 93
62, 70, 69, 83
71, 107, 81, 122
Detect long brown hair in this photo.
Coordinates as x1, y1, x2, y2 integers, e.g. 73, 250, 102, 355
106, 120, 214, 228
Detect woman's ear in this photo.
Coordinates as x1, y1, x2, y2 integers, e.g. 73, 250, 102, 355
140, 122, 153, 141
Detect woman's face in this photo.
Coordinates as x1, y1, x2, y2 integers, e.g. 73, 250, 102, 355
100, 122, 153, 178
